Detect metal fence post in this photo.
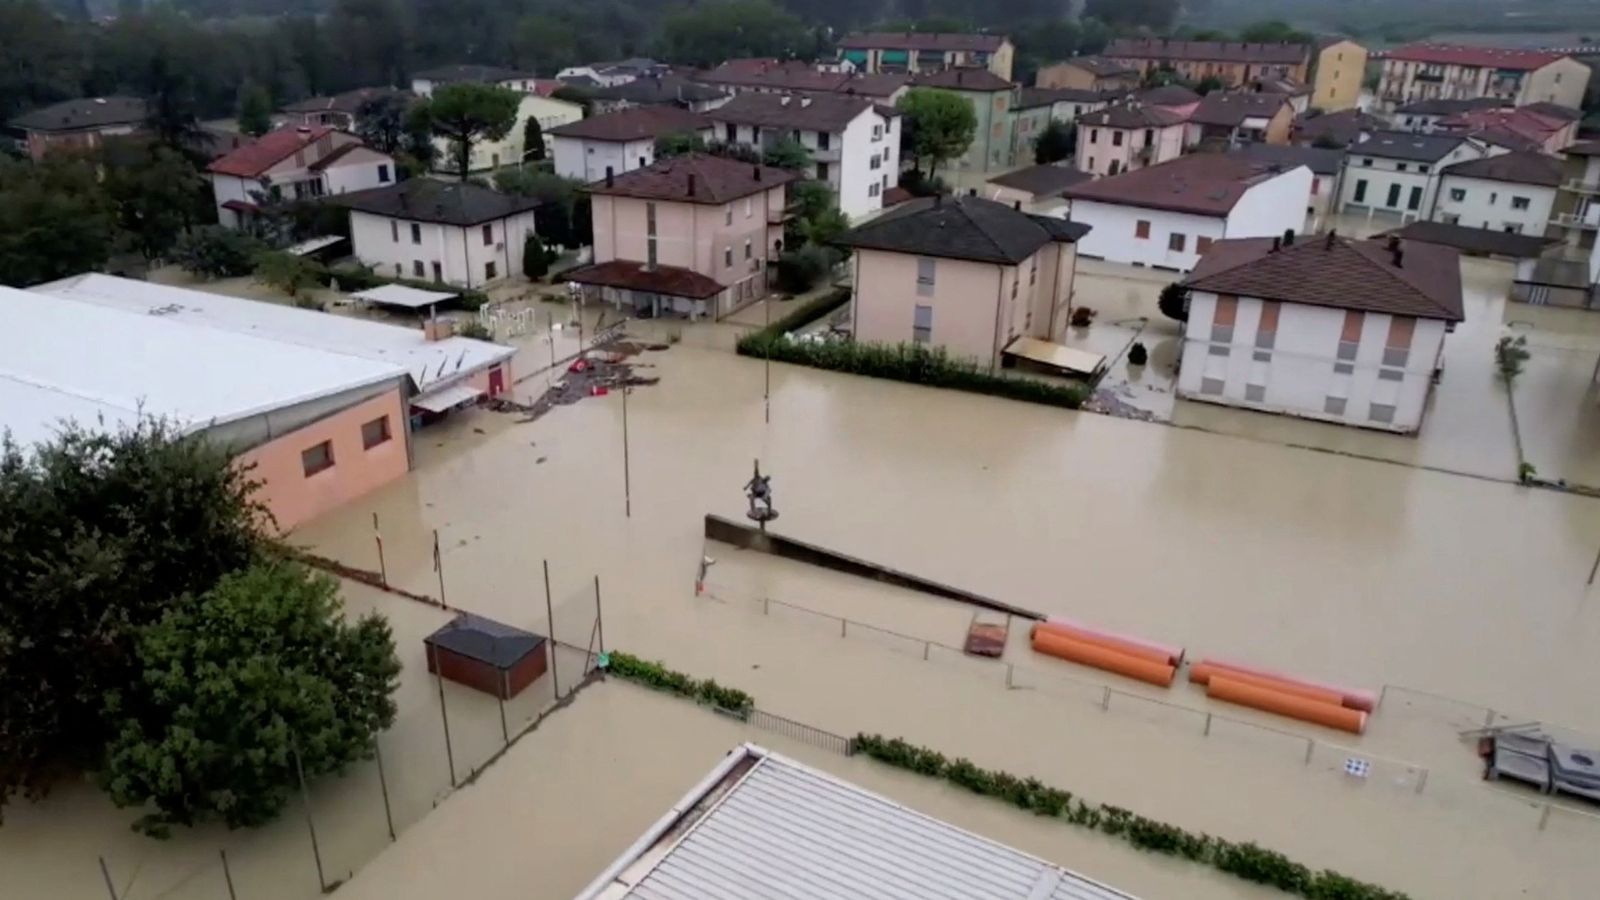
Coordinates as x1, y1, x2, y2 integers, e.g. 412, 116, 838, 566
1101, 687, 1111, 711
374, 740, 397, 841
432, 529, 448, 608
1304, 739, 1315, 765
1204, 713, 1213, 736
428, 641, 457, 787
497, 670, 510, 745
593, 575, 606, 655
290, 734, 328, 892
220, 850, 238, 900
372, 512, 387, 588
544, 560, 561, 699
98, 856, 118, 900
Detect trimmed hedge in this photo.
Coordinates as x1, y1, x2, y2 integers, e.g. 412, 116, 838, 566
853, 733, 1410, 900
604, 651, 754, 714
736, 288, 1088, 410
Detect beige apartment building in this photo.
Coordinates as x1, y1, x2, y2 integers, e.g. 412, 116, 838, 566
567, 154, 798, 319
1376, 44, 1591, 113
1312, 38, 1367, 112
1104, 39, 1311, 88
1034, 57, 1141, 93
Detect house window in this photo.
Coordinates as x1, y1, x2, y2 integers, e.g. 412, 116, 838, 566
1144, 128, 1153, 147
1504, 223, 1523, 234
1324, 396, 1347, 416
1361, 158, 1372, 167
870, 153, 881, 170
1338, 310, 1363, 360
1112, 131, 1124, 147
301, 440, 334, 477
647, 202, 657, 235
431, 261, 442, 281
1418, 165, 1429, 174
871, 124, 883, 141
724, 205, 732, 226
1245, 383, 1266, 403
744, 238, 752, 260
745, 197, 753, 218
1397, 163, 1408, 172
819, 131, 831, 150
1256, 301, 1279, 349
1090, 129, 1099, 144
817, 161, 830, 180
1200, 377, 1225, 395
1211, 294, 1237, 344
725, 123, 736, 142
1369, 403, 1396, 424
413, 260, 425, 277
361, 416, 391, 450
1135, 220, 1151, 239
486, 260, 497, 280
1334, 361, 1355, 375
1512, 196, 1531, 211
482, 224, 494, 246
1378, 369, 1404, 382
724, 246, 733, 267
391, 221, 399, 242
378, 164, 391, 183
1407, 186, 1422, 211
1029, 255, 1037, 285
1384, 315, 1414, 367
1450, 188, 1466, 202
1168, 233, 1186, 253
1353, 179, 1368, 203
1386, 184, 1402, 207
916, 257, 936, 296
411, 223, 422, 244
1490, 192, 1499, 204
868, 182, 880, 197
647, 238, 657, 268
913, 304, 933, 343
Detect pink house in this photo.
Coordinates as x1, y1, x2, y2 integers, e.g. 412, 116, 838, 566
567, 154, 799, 319
1075, 103, 1188, 177
836, 195, 1093, 370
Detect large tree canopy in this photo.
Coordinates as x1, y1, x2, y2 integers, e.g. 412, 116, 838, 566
414, 83, 521, 179
896, 88, 977, 179
0, 156, 116, 287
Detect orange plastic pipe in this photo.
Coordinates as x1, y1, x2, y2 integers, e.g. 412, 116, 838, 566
1045, 615, 1184, 664
1208, 676, 1367, 734
1031, 629, 1176, 687
1198, 658, 1376, 712
1187, 664, 1346, 707
1033, 621, 1180, 666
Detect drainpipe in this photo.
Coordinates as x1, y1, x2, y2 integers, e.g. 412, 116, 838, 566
991, 264, 1006, 373
462, 225, 473, 289
501, 217, 512, 281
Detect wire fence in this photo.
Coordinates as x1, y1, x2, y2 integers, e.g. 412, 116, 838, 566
697, 578, 1600, 838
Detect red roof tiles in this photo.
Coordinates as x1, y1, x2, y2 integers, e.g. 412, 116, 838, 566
208, 127, 336, 178
1385, 44, 1568, 71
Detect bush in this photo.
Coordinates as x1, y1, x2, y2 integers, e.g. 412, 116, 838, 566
604, 652, 753, 714
172, 226, 266, 279
1070, 306, 1096, 327
898, 169, 949, 197
523, 233, 550, 279
1495, 335, 1529, 384
1158, 282, 1190, 323
1127, 342, 1148, 366
457, 320, 492, 340
774, 244, 836, 294
1214, 842, 1313, 893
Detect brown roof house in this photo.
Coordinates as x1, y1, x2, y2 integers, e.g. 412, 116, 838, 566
1064, 153, 1314, 271
835, 195, 1092, 371
1433, 150, 1564, 236
1186, 91, 1295, 148
566, 154, 799, 320
985, 164, 1094, 216
548, 106, 714, 183
1034, 57, 1140, 93
9, 96, 147, 161
208, 126, 396, 230
1177, 232, 1463, 433
1074, 102, 1188, 177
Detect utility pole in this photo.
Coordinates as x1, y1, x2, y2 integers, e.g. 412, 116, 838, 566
621, 383, 632, 518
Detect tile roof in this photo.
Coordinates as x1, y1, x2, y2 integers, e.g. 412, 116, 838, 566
1466, 127, 1543, 154
331, 179, 541, 227
708, 92, 888, 133
838, 31, 1007, 52
1348, 130, 1472, 163
1135, 85, 1202, 107
1440, 150, 1563, 186
1064, 153, 1302, 217
1385, 220, 1557, 259
1188, 92, 1290, 127
1017, 86, 1129, 106
835, 195, 1089, 265
696, 65, 908, 99
1385, 43, 1568, 71
281, 87, 409, 116
9, 96, 146, 132
1250, 77, 1311, 96
414, 64, 536, 84
1053, 56, 1138, 77
1077, 102, 1186, 129
589, 75, 728, 106
1234, 142, 1344, 176
548, 106, 711, 142
1105, 38, 1310, 65
1439, 107, 1570, 146
207, 126, 337, 178
1184, 234, 1463, 321
585, 153, 798, 203
1291, 109, 1385, 147
564, 260, 725, 299
1522, 101, 1582, 122
987, 164, 1095, 197
911, 69, 1014, 92
1395, 97, 1507, 117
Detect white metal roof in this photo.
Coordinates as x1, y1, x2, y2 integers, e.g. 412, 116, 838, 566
33, 274, 513, 392
0, 285, 406, 449
412, 383, 483, 413
577, 744, 1139, 900
353, 283, 459, 309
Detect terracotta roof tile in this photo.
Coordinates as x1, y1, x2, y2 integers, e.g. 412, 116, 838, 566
207, 126, 337, 178
548, 106, 711, 142
1385, 43, 1567, 71
910, 69, 1014, 92
585, 153, 798, 204
1440, 150, 1563, 187
708, 93, 889, 133
564, 260, 724, 299
331, 179, 540, 227
835, 195, 1089, 265
10, 96, 146, 132
1078, 103, 1186, 129
987, 164, 1095, 197
1064, 153, 1301, 217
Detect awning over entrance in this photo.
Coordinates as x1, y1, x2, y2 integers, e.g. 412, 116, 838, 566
412, 383, 484, 413
354, 284, 460, 310
565, 260, 724, 300
1003, 336, 1106, 378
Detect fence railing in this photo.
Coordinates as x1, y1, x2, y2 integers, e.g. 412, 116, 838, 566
745, 708, 856, 757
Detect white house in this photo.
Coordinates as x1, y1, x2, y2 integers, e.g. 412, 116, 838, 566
1433, 151, 1563, 234
207, 126, 396, 230
707, 93, 900, 221
1337, 131, 1495, 219
411, 64, 541, 98
432, 94, 583, 174
548, 106, 714, 183
1177, 233, 1464, 434
1063, 154, 1314, 271
334, 180, 542, 289
1235, 143, 1347, 234
1074, 102, 1187, 177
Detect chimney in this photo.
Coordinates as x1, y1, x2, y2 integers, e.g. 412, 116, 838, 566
1283, 228, 1296, 246
423, 315, 451, 342
1013, 200, 1022, 211
754, 165, 762, 181
605, 166, 614, 188
800, 97, 812, 108
1325, 229, 1337, 250
1392, 243, 1404, 268
687, 173, 696, 197
968, 188, 977, 197
1271, 236, 1282, 252
1386, 234, 1400, 253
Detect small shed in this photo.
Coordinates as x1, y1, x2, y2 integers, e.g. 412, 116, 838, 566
423, 612, 549, 699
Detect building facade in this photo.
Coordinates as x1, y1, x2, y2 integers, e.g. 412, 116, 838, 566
1375, 45, 1591, 113
280, 87, 409, 131
208, 127, 396, 230
336, 180, 542, 288
910, 70, 1018, 174
1104, 39, 1311, 87
1337, 131, 1493, 219
1177, 235, 1463, 434
1185, 92, 1294, 148
1074, 104, 1187, 177
548, 107, 714, 183
1064, 154, 1313, 271
1034, 58, 1141, 93
9, 96, 147, 161
1433, 151, 1562, 234
411, 64, 542, 98
1311, 39, 1367, 112
707, 94, 900, 220
837, 196, 1090, 369
1550, 141, 1600, 261
432, 94, 583, 174
837, 32, 1014, 81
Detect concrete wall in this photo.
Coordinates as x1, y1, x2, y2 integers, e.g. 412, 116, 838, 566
233, 388, 411, 531
552, 135, 662, 183
1313, 40, 1367, 112
1227, 165, 1314, 240
1178, 290, 1447, 433
1433, 175, 1557, 234
350, 209, 539, 288
1525, 58, 1592, 109
1076, 123, 1184, 177
1073, 200, 1227, 270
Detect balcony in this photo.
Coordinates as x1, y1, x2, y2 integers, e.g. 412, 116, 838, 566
811, 145, 841, 163
1561, 179, 1600, 196
1551, 210, 1600, 231
768, 199, 801, 225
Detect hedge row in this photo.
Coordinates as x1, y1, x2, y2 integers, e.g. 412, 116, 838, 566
853, 734, 1409, 900
734, 288, 1088, 410
603, 651, 754, 714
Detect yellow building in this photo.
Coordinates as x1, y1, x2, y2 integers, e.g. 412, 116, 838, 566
1311, 38, 1368, 112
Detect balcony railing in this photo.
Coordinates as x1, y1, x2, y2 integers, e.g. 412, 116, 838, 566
1560, 179, 1600, 196
1550, 211, 1600, 230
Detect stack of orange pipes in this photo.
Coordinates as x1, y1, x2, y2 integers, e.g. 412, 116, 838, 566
1029, 621, 1179, 687
1190, 659, 1372, 734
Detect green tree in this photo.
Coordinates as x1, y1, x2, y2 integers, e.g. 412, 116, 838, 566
100, 144, 209, 262
1033, 120, 1074, 164
237, 81, 273, 137
0, 421, 267, 813
100, 562, 400, 836
655, 130, 707, 159
142, 54, 206, 156
550, 85, 593, 115
1082, 0, 1179, 31
657, 0, 807, 68
1239, 20, 1314, 46
786, 180, 847, 252
253, 250, 317, 297
896, 88, 976, 179
0, 156, 115, 287
1195, 75, 1226, 96
523, 232, 550, 278
414, 83, 521, 180
1158, 282, 1189, 323
522, 115, 545, 163
171, 226, 266, 278
762, 136, 813, 170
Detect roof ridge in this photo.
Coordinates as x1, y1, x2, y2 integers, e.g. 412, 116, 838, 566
1344, 239, 1458, 318
955, 200, 1021, 262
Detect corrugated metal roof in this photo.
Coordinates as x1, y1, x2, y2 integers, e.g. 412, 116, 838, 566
605, 746, 1138, 900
